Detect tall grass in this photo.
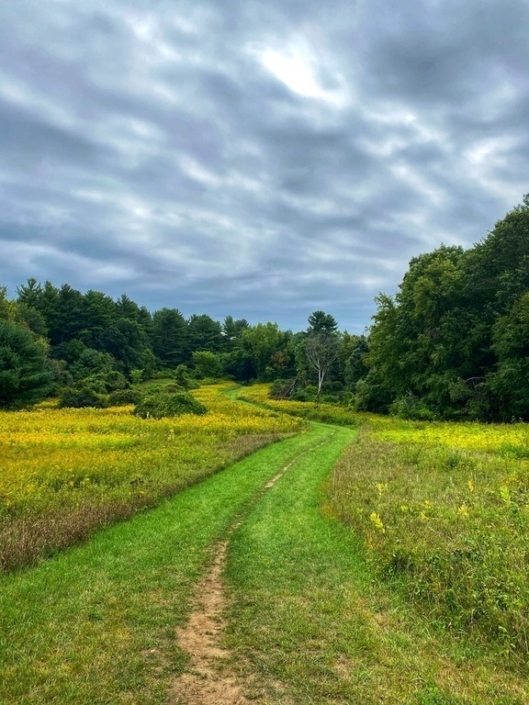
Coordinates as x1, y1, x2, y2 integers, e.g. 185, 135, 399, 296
329, 427, 529, 664
237, 383, 359, 426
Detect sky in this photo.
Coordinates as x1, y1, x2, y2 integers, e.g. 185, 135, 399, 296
1, 0, 528, 332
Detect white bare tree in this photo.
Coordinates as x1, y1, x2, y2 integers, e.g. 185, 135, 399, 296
305, 332, 339, 405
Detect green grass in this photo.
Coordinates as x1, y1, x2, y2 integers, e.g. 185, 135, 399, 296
3, 386, 527, 704
0, 428, 321, 705
329, 432, 529, 665
224, 425, 528, 704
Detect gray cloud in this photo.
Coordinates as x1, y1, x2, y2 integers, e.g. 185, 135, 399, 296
0, 0, 528, 332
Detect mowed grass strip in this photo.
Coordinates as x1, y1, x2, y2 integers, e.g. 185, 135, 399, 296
224, 424, 528, 704
0, 428, 320, 705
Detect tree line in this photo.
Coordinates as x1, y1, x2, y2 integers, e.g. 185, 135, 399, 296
1, 195, 528, 420
0, 278, 362, 408
359, 195, 529, 421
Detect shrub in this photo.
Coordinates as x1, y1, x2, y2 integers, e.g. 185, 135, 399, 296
174, 364, 199, 390
108, 389, 142, 406
130, 369, 144, 385
58, 384, 108, 408
133, 391, 207, 419
269, 378, 296, 399
291, 384, 318, 402
390, 392, 436, 421
163, 383, 185, 393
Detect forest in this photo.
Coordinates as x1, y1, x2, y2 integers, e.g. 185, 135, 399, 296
1, 194, 529, 421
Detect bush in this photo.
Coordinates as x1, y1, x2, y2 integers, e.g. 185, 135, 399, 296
59, 384, 108, 409
133, 391, 207, 419
291, 384, 318, 402
108, 389, 142, 406
130, 369, 143, 385
162, 383, 185, 393
390, 392, 436, 421
174, 364, 199, 390
269, 378, 296, 399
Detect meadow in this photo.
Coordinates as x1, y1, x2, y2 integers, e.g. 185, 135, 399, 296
235, 388, 529, 666
0, 383, 304, 572
237, 383, 360, 426
328, 415, 529, 666
2, 384, 529, 702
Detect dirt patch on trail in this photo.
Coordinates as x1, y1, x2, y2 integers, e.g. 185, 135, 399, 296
169, 541, 248, 705
169, 456, 302, 705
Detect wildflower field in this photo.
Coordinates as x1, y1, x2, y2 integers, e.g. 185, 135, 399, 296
0, 383, 304, 572
237, 383, 359, 426
328, 417, 529, 665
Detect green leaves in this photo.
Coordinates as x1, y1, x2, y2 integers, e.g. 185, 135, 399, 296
0, 319, 52, 408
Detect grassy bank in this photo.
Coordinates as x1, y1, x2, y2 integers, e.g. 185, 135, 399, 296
329, 427, 529, 667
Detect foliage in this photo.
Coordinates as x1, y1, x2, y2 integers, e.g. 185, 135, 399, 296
172, 363, 196, 390
361, 196, 529, 419
192, 350, 224, 379
151, 307, 187, 368
389, 391, 436, 420
58, 383, 108, 409
304, 331, 340, 403
129, 368, 143, 385
6, 192, 528, 421
0, 319, 52, 408
133, 390, 207, 419
107, 388, 142, 406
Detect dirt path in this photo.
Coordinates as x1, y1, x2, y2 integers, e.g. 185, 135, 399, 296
169, 541, 246, 705
168, 458, 297, 705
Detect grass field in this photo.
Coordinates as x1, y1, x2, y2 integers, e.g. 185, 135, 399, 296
1, 383, 528, 703
328, 418, 529, 667
225, 424, 528, 704
237, 386, 529, 672
0, 383, 304, 571
0, 429, 325, 705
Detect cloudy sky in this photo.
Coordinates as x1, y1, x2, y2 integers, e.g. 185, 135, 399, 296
1, 0, 527, 332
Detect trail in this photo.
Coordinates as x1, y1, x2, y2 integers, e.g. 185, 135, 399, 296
1, 420, 337, 705
169, 441, 330, 705
170, 541, 245, 705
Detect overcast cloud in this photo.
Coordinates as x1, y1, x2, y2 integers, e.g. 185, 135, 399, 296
0, 0, 528, 331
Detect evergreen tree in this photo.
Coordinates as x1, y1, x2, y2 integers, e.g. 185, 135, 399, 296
0, 320, 52, 408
